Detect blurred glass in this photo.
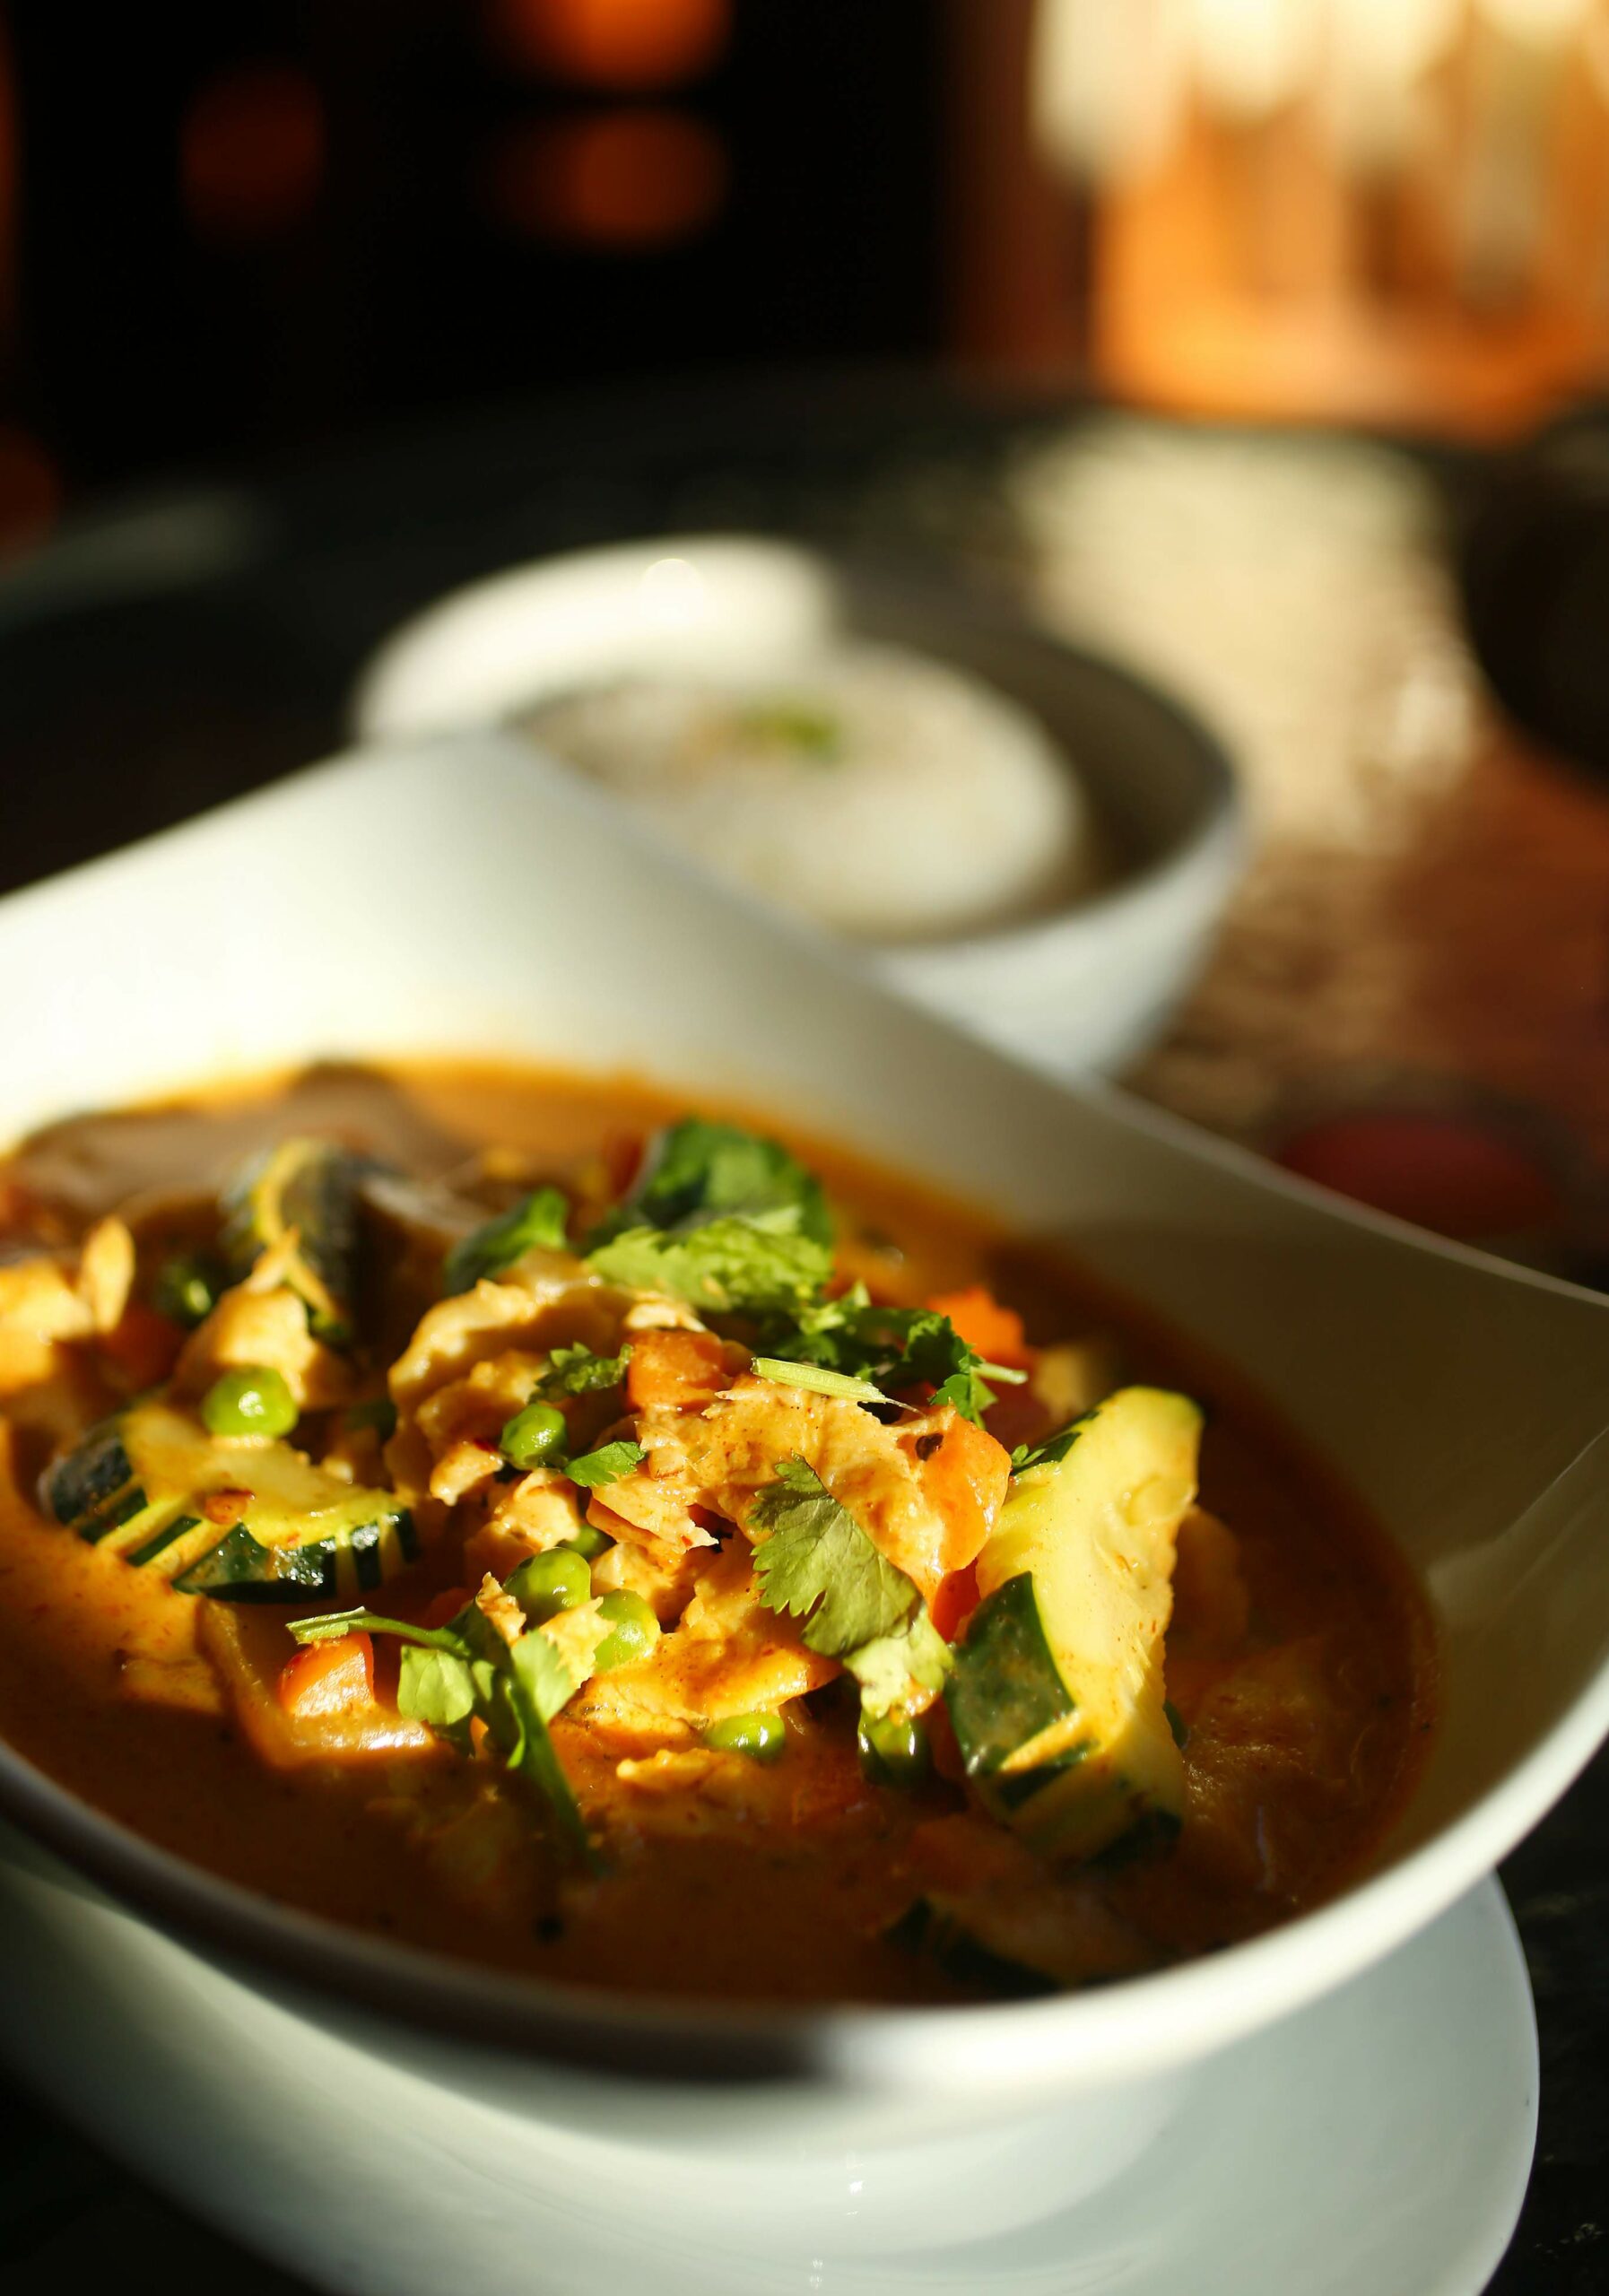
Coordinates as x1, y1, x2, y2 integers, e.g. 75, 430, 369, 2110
949, 0, 1609, 433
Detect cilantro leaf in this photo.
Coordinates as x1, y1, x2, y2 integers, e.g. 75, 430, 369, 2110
750, 1457, 952, 1717
510, 1626, 588, 1725
843, 1612, 952, 1711
587, 1208, 831, 1317
538, 1342, 630, 1398
443, 1187, 570, 1294
566, 1439, 646, 1489
588, 1118, 831, 1250
397, 1644, 478, 1730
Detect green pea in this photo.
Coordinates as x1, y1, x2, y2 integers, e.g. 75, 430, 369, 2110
505, 1547, 591, 1625
858, 1709, 930, 1789
500, 1401, 568, 1470
559, 1522, 613, 1561
702, 1710, 787, 1764
151, 1253, 221, 1329
201, 1364, 298, 1440
593, 1589, 660, 1672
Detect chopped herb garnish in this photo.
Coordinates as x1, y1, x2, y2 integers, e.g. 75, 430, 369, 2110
587, 1209, 831, 1318
733, 698, 842, 761
565, 1439, 646, 1490
288, 1594, 596, 1866
750, 1457, 950, 1717
587, 1118, 831, 1250
1010, 1415, 1091, 1474
443, 1186, 570, 1295
538, 1342, 631, 1398
287, 1607, 465, 1651
754, 1292, 1019, 1425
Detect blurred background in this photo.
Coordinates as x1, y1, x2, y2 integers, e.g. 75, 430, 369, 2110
3, 0, 1609, 517
1, 6, 1608, 2292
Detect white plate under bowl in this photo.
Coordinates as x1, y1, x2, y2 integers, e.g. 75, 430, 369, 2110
0, 733, 1604, 2288
0, 1830, 1535, 2296
351, 533, 1245, 1075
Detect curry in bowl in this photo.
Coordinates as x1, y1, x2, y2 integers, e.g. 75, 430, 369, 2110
0, 1065, 1431, 2005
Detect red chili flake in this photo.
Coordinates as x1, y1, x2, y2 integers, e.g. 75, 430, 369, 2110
203, 1488, 251, 1527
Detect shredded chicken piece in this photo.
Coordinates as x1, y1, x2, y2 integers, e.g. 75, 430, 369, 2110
410, 1350, 547, 1509
569, 1542, 835, 1753
622, 1377, 1007, 1599
464, 1473, 587, 1581
474, 1572, 526, 1650
539, 1597, 612, 1679
173, 1282, 354, 1411
621, 1295, 707, 1335
587, 1534, 703, 1623
388, 1263, 631, 1410
77, 1218, 136, 1334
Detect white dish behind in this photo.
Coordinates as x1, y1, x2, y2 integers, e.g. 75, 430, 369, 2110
352, 535, 1245, 1074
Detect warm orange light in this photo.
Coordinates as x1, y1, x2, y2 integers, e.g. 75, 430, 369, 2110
181, 64, 325, 245
0, 427, 60, 552
485, 0, 729, 89
481, 109, 727, 248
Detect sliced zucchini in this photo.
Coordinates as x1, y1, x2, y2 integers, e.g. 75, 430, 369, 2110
39, 1414, 138, 1533
40, 1398, 417, 1602
944, 1572, 1084, 1806
222, 1138, 367, 1343
883, 1897, 1058, 2000
946, 1386, 1201, 1863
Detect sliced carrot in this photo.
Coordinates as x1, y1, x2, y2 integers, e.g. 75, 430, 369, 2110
420, 1587, 472, 1631
625, 1326, 730, 1411
904, 1408, 1012, 1578
277, 1631, 375, 1721
930, 1561, 979, 1644
926, 1284, 1032, 1370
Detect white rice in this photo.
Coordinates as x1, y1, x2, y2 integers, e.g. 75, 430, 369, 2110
520, 641, 1100, 944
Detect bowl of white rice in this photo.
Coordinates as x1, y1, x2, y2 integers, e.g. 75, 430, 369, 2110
352, 535, 1243, 1074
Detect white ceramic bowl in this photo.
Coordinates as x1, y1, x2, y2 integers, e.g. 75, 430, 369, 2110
352, 535, 1246, 1075
0, 736, 1605, 2293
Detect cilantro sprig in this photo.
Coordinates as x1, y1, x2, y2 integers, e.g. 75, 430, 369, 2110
753, 1288, 1025, 1425
750, 1458, 951, 1718
587, 1208, 831, 1318
584, 1118, 835, 1318
288, 1596, 597, 1866
587, 1118, 831, 1250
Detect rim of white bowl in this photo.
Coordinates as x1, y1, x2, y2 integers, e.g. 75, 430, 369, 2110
352, 531, 1248, 968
